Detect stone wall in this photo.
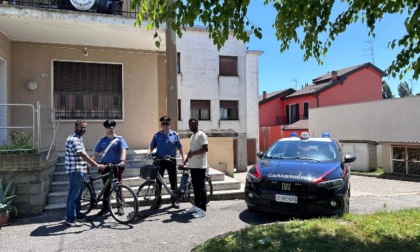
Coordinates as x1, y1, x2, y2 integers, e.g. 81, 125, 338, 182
0, 150, 57, 216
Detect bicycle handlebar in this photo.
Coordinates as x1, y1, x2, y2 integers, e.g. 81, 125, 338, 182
149, 153, 176, 163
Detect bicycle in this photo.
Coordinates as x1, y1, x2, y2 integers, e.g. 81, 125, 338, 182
136, 155, 213, 218
79, 164, 139, 224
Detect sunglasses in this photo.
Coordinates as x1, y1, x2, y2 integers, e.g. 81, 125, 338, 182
161, 122, 171, 126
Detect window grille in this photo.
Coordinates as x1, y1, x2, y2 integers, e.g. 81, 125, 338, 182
53, 61, 123, 120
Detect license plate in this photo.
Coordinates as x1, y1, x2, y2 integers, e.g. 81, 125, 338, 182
275, 194, 298, 204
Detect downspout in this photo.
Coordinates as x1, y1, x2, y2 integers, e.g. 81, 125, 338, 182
313, 93, 320, 107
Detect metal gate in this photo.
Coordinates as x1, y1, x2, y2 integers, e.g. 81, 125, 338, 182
392, 146, 420, 175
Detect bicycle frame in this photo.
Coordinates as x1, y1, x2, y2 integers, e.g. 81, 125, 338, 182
85, 167, 118, 204
154, 172, 180, 200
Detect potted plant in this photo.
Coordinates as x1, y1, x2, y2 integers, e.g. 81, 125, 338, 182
0, 177, 17, 226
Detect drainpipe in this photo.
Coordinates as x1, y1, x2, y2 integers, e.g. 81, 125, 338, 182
312, 94, 320, 107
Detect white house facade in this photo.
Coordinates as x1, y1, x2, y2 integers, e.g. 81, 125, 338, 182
176, 27, 262, 172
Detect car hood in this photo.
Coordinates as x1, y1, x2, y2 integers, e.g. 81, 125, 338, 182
258, 159, 343, 182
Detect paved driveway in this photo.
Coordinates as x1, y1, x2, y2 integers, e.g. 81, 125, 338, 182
1, 175, 419, 252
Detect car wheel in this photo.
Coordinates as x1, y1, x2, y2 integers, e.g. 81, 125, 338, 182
338, 188, 350, 217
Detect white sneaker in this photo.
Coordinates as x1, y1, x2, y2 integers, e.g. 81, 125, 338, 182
193, 210, 206, 218
186, 205, 200, 213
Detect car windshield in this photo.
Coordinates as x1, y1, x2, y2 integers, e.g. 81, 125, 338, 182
265, 140, 339, 161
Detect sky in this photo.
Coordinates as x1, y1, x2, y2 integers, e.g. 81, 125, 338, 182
244, 1, 415, 96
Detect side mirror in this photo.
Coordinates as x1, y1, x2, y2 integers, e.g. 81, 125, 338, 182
256, 151, 264, 159
344, 154, 356, 163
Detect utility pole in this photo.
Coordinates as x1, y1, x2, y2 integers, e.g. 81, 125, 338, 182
364, 40, 374, 64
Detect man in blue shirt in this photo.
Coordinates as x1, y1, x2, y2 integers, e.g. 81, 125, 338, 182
65, 120, 103, 227
147, 116, 185, 209
92, 119, 129, 216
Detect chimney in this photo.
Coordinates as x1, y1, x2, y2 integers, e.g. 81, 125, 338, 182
331, 70, 338, 81
263, 91, 267, 99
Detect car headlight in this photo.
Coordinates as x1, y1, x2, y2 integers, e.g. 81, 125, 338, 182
246, 173, 261, 183
246, 164, 262, 183
316, 178, 344, 189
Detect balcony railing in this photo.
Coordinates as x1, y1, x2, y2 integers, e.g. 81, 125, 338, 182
275, 114, 309, 126
4, 0, 140, 18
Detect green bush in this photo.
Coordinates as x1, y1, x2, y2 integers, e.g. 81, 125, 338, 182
0, 131, 35, 154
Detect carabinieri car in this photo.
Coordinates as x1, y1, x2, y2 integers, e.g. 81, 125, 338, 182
245, 132, 356, 217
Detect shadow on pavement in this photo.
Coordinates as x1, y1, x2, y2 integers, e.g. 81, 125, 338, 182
238, 209, 293, 225
238, 209, 335, 225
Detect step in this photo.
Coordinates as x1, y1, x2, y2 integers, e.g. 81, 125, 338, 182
49, 168, 227, 192
45, 152, 245, 212
44, 184, 245, 211
46, 173, 241, 204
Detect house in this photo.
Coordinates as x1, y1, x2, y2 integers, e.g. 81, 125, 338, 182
176, 27, 263, 173
310, 95, 420, 176
0, 4, 173, 152
0, 4, 261, 215
259, 62, 387, 151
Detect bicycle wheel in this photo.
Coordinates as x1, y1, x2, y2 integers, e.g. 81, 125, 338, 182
108, 184, 138, 224
80, 182, 95, 215
189, 175, 213, 205
136, 181, 160, 218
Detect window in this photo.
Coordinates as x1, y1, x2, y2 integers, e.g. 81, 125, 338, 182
303, 102, 309, 119
53, 61, 123, 120
176, 52, 181, 74
219, 56, 238, 76
178, 99, 181, 121
190, 100, 210, 120
286, 104, 299, 124
220, 100, 238, 120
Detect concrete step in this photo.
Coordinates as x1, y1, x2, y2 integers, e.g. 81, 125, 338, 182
48, 170, 241, 205
44, 184, 245, 211
49, 168, 227, 192
45, 152, 244, 212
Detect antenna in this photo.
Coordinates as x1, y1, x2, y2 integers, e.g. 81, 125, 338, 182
292, 79, 297, 89
364, 40, 374, 64
409, 79, 417, 94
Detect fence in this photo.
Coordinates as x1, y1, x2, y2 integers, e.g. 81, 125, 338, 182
0, 102, 58, 160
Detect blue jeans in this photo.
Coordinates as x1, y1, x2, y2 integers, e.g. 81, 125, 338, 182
66, 171, 85, 223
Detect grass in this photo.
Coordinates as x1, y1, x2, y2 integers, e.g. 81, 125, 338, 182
194, 208, 420, 252
352, 167, 384, 176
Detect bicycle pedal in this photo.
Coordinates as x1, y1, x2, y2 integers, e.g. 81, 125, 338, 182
127, 211, 135, 220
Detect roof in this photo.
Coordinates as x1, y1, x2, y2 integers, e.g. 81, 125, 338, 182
339, 140, 379, 145
282, 119, 308, 130
377, 141, 420, 145
284, 62, 387, 99
259, 88, 295, 104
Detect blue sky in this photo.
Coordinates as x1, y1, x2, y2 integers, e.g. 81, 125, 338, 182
245, 1, 414, 96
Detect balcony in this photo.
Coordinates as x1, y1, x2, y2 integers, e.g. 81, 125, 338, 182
276, 114, 309, 126
1, 0, 138, 17
0, 1, 167, 51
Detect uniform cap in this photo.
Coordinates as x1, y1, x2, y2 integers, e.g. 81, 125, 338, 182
159, 116, 171, 122
103, 119, 116, 128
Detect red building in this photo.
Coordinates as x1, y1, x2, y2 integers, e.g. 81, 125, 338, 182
259, 62, 387, 151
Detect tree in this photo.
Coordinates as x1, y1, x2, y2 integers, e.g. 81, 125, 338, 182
131, 0, 419, 80
398, 81, 412, 97
382, 81, 394, 99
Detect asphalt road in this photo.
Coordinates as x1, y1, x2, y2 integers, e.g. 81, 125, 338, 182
1, 175, 420, 252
